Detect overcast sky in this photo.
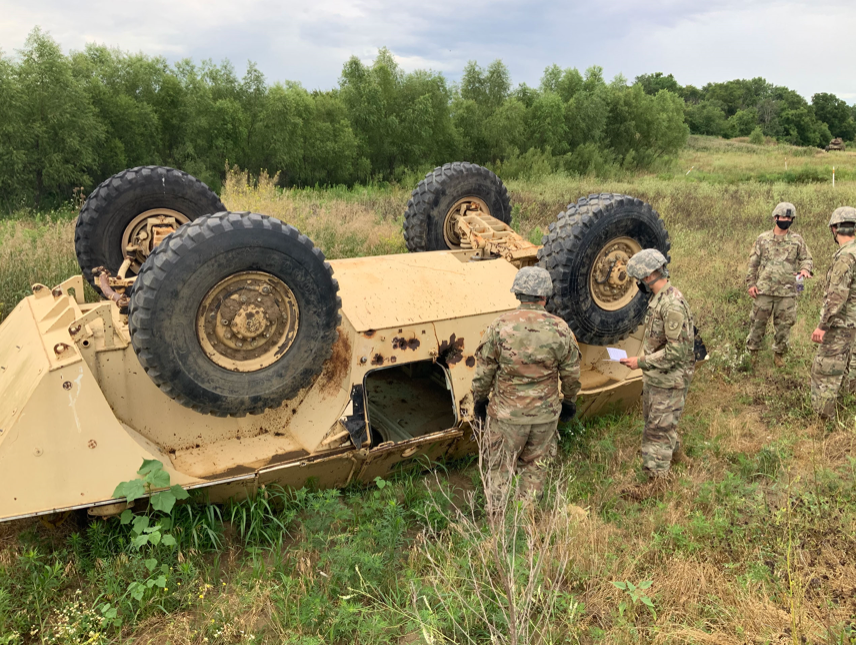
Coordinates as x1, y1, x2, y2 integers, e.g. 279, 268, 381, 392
2, 0, 855, 101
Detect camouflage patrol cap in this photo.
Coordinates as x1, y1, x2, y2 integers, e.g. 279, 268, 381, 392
828, 206, 856, 227
772, 202, 796, 219
626, 249, 669, 280
511, 266, 553, 297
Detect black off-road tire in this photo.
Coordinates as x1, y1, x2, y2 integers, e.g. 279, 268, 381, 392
75, 166, 225, 289
538, 194, 670, 345
128, 212, 341, 417
403, 162, 512, 252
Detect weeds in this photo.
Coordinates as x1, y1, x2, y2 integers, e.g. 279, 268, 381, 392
1, 146, 856, 642
611, 580, 656, 621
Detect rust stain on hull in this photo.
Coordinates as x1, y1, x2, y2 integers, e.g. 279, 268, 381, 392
438, 334, 465, 365
319, 329, 351, 397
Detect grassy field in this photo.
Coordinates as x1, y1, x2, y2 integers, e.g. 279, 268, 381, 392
1, 137, 856, 644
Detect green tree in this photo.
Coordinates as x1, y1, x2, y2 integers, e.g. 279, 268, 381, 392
634, 72, 680, 96
774, 86, 829, 146
239, 62, 269, 174
461, 60, 511, 110
540, 65, 584, 102
70, 45, 163, 179
453, 59, 514, 164
304, 91, 363, 185
527, 91, 568, 154
582, 65, 605, 92
684, 101, 728, 136
16, 28, 103, 206
749, 126, 765, 145
812, 92, 855, 141
0, 51, 26, 206
564, 86, 609, 150
680, 84, 703, 104
703, 77, 770, 117
605, 86, 688, 167
340, 48, 456, 179
728, 107, 760, 138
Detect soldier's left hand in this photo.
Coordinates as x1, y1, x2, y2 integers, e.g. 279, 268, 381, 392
811, 327, 825, 343
798, 270, 812, 279
619, 356, 639, 370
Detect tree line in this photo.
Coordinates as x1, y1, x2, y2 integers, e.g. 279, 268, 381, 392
0, 28, 851, 210
636, 72, 854, 147
1, 28, 689, 209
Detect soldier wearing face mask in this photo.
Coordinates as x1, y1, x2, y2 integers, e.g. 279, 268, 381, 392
746, 202, 813, 367
810, 207, 856, 419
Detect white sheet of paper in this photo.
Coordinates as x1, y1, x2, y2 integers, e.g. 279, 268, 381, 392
606, 347, 627, 362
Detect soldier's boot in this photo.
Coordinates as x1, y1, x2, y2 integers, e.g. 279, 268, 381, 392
773, 353, 785, 368
671, 444, 692, 467
620, 470, 673, 501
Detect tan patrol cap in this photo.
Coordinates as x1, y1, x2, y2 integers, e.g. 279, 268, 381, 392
772, 202, 796, 219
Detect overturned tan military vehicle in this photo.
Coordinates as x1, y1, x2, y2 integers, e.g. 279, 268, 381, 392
0, 162, 677, 523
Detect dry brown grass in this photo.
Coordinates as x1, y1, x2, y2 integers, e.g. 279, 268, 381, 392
220, 168, 408, 260
2, 148, 856, 644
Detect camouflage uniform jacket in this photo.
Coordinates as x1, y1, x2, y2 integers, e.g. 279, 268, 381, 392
818, 240, 856, 330
746, 230, 813, 296
637, 283, 695, 390
473, 303, 581, 424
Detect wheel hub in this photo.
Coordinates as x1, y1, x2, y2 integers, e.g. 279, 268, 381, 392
589, 237, 643, 311
444, 197, 490, 248
197, 272, 299, 372
122, 208, 190, 275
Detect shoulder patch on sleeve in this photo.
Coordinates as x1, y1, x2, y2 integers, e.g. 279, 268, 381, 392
665, 309, 684, 340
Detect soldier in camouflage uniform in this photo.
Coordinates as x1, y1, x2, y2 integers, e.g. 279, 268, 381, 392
472, 266, 581, 511
619, 249, 695, 479
810, 207, 856, 418
746, 202, 813, 367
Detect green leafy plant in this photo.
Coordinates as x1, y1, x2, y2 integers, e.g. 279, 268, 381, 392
749, 126, 765, 145
98, 459, 189, 626
113, 459, 190, 518
612, 580, 656, 620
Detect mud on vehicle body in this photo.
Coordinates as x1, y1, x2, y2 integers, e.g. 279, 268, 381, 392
0, 162, 689, 523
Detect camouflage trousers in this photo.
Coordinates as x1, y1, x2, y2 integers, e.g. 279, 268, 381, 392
484, 415, 558, 512
641, 384, 688, 477
810, 326, 856, 418
746, 295, 797, 355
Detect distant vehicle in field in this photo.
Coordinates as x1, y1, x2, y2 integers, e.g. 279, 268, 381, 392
0, 162, 685, 524
826, 138, 846, 151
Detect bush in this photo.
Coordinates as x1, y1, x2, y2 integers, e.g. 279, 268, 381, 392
749, 127, 765, 145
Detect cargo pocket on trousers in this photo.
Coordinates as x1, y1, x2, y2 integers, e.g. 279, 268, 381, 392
815, 353, 847, 377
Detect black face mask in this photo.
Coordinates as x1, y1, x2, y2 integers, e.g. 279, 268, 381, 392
636, 279, 651, 294
776, 219, 793, 230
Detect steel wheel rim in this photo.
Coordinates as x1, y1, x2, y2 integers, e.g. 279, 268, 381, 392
589, 236, 642, 311
197, 271, 300, 372
121, 208, 190, 274
443, 197, 490, 248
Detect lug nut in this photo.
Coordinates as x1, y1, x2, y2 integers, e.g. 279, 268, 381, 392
236, 341, 243, 348
225, 331, 232, 339
261, 286, 270, 295
221, 319, 229, 325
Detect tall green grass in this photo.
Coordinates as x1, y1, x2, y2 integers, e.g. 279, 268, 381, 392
2, 144, 856, 643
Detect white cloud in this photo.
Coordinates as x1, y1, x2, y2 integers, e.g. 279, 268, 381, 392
1, 0, 855, 100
